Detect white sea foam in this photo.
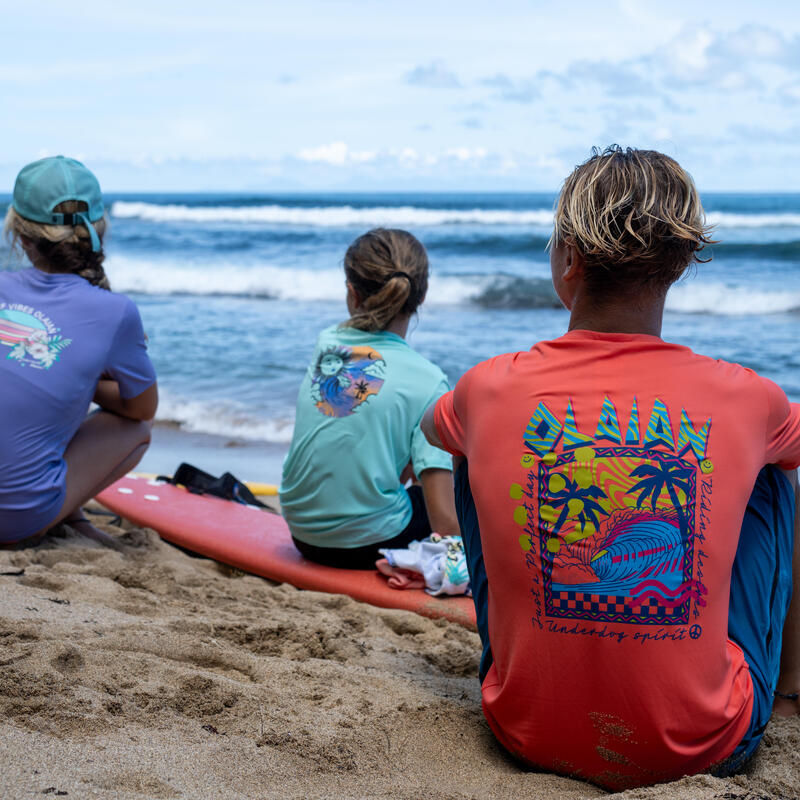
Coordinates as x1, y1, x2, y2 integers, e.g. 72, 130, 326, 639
111, 201, 800, 230
106, 254, 483, 304
156, 393, 295, 443
107, 255, 799, 315
705, 211, 800, 228
667, 283, 800, 315
111, 201, 555, 227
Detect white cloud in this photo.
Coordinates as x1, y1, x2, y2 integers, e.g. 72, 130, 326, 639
291, 143, 507, 174
653, 23, 800, 87
779, 82, 800, 104
533, 155, 565, 172
479, 73, 514, 89
405, 60, 462, 89
668, 29, 714, 76
485, 22, 800, 112
444, 146, 488, 162
297, 142, 376, 165
721, 25, 788, 61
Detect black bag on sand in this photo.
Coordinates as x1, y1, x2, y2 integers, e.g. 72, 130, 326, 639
158, 462, 275, 512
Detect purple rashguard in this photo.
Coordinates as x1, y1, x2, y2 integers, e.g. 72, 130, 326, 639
0, 267, 156, 541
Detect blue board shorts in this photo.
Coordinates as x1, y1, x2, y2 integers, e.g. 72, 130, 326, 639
454, 460, 796, 775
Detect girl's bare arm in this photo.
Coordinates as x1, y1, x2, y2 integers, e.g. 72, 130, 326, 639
420, 468, 459, 536
94, 380, 159, 421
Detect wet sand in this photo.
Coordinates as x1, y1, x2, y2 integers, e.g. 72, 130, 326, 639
0, 513, 797, 800
136, 422, 288, 486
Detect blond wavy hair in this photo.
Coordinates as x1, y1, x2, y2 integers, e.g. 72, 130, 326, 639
550, 146, 714, 295
343, 228, 429, 332
4, 201, 110, 289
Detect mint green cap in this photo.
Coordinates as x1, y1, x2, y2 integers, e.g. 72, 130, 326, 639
12, 155, 104, 252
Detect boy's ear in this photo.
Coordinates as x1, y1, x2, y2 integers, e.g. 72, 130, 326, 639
563, 246, 585, 283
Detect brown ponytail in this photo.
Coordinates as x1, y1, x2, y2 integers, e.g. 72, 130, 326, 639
343, 228, 429, 332
3, 201, 110, 290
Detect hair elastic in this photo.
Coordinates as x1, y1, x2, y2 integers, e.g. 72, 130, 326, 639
387, 271, 411, 282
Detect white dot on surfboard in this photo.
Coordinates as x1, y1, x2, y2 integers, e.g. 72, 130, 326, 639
143, 494, 160, 501
117, 487, 133, 494
146, 480, 166, 487
125, 474, 139, 480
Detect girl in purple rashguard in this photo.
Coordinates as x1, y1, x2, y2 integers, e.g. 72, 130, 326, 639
0, 156, 158, 546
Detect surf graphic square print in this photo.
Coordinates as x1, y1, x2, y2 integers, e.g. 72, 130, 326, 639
525, 428, 705, 628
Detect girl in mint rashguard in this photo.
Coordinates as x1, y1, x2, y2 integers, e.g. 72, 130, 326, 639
280, 228, 459, 569
0, 156, 157, 546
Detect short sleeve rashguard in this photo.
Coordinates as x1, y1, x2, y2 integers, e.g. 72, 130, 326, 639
762, 375, 800, 468
434, 359, 486, 457
411, 375, 451, 474
433, 330, 800, 788
0, 268, 156, 540
104, 297, 158, 399
280, 325, 451, 548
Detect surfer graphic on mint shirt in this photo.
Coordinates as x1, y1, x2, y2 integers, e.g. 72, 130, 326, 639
310, 344, 386, 418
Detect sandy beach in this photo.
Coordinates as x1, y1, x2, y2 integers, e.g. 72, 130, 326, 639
0, 512, 796, 800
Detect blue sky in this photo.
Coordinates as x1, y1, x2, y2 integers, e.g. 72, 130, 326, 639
1, 0, 799, 191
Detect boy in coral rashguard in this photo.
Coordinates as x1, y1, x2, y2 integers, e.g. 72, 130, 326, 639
422, 146, 800, 790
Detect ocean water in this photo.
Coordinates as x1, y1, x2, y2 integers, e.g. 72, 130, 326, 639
2, 192, 800, 465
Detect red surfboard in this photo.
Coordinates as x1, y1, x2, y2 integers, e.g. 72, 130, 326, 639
96, 475, 476, 629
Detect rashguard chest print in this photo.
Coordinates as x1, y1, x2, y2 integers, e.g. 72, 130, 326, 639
311, 345, 386, 418
514, 397, 712, 637
0, 304, 71, 369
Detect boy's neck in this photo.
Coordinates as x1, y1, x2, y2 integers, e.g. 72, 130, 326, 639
566, 289, 666, 338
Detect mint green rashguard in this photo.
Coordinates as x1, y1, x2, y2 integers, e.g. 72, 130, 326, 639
280, 325, 452, 549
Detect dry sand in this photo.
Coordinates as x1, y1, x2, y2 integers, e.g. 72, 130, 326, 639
0, 510, 797, 800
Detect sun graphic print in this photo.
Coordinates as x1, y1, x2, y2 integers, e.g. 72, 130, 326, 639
310, 345, 386, 418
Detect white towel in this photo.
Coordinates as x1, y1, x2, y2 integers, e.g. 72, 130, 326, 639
379, 533, 471, 596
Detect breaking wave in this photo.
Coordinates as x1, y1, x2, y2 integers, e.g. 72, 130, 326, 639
156, 393, 295, 443
111, 201, 800, 232
106, 255, 800, 315
111, 201, 555, 227
666, 283, 800, 315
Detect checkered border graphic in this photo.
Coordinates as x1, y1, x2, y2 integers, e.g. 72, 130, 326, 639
548, 589, 689, 624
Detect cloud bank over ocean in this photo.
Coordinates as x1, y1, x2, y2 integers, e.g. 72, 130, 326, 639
1, 1, 799, 191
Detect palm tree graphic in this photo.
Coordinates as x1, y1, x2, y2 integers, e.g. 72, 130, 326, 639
627, 459, 694, 536
548, 473, 609, 541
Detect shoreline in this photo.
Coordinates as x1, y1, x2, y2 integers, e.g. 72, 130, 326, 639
138, 422, 288, 486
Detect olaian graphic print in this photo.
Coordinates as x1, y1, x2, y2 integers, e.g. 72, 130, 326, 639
310, 345, 386, 418
514, 397, 712, 627
0, 305, 71, 369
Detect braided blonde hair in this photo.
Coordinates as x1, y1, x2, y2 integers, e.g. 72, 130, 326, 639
343, 228, 428, 332
4, 201, 110, 289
